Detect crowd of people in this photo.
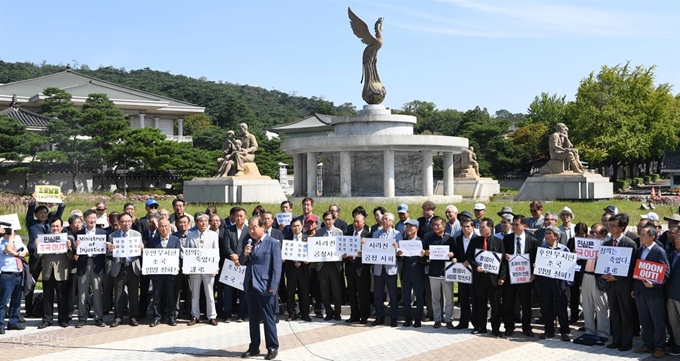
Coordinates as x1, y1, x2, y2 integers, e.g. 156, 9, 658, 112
1, 196, 680, 359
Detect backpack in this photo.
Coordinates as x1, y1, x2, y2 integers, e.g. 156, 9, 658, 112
31, 293, 44, 318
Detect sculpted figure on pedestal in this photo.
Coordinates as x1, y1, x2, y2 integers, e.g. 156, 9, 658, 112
215, 123, 260, 177
348, 7, 386, 105
540, 123, 587, 174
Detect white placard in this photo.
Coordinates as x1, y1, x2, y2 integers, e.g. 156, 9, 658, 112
276, 213, 293, 226
182, 248, 220, 274
111, 236, 143, 258
282, 239, 308, 261
509, 253, 532, 284
474, 249, 503, 275
142, 248, 179, 275
445, 262, 472, 284
575, 237, 601, 260
429, 245, 450, 260
76, 235, 107, 255
0, 213, 21, 230
37, 233, 68, 254
35, 185, 62, 204
218, 259, 246, 290
535, 247, 578, 282
307, 237, 342, 262
336, 236, 361, 257
594, 246, 633, 276
361, 238, 397, 265
399, 240, 423, 257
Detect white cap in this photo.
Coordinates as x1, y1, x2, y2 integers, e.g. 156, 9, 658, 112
640, 212, 659, 221
473, 203, 486, 211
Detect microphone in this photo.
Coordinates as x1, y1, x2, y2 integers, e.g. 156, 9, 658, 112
247, 238, 252, 246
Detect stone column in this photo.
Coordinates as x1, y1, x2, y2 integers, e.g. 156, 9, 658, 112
138, 113, 145, 128
422, 150, 433, 196
153, 116, 159, 129
443, 152, 454, 196
340, 151, 352, 197
293, 153, 304, 196
306, 152, 318, 197
177, 118, 184, 137
383, 150, 395, 197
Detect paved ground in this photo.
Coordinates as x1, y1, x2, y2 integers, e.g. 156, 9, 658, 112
2, 311, 676, 360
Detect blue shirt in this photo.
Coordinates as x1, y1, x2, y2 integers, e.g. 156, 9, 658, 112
0, 235, 26, 273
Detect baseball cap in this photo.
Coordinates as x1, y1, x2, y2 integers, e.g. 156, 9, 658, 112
405, 219, 419, 227
473, 203, 486, 211
457, 210, 473, 221
146, 199, 159, 207
603, 205, 618, 215
640, 212, 659, 221
304, 214, 317, 223
397, 204, 409, 214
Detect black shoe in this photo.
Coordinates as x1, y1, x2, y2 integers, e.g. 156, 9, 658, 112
524, 330, 535, 337
606, 343, 620, 349
324, 314, 333, 321
150, 319, 160, 327
95, 320, 106, 327
472, 329, 487, 335
241, 350, 260, 358
403, 320, 413, 327
492, 330, 504, 338
334, 314, 342, 321
168, 319, 177, 326
446, 322, 454, 330
265, 349, 278, 360
129, 318, 139, 327
18, 315, 26, 323
433, 321, 441, 329
286, 316, 295, 322
390, 319, 397, 327
618, 344, 632, 352
7, 324, 25, 331
359, 319, 368, 324
345, 317, 359, 323
539, 333, 554, 339
453, 323, 468, 330
75, 321, 85, 328
301, 316, 312, 322
504, 329, 514, 337
371, 317, 384, 326
413, 320, 421, 328
110, 319, 121, 328
561, 334, 571, 342
314, 311, 324, 318
0, 328, 4, 334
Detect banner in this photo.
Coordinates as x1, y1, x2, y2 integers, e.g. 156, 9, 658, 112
535, 247, 578, 282
594, 246, 633, 276
633, 259, 667, 284
399, 240, 423, 257
142, 248, 179, 275
508, 253, 532, 284
575, 237, 601, 260
0, 213, 21, 230
361, 238, 396, 265
336, 236, 361, 257
307, 237, 342, 262
111, 236, 143, 258
218, 259, 246, 290
276, 212, 293, 226
35, 185, 62, 204
474, 249, 503, 275
37, 233, 68, 254
182, 248, 220, 274
444, 262, 472, 284
429, 245, 450, 260
282, 239, 308, 262
76, 235, 107, 255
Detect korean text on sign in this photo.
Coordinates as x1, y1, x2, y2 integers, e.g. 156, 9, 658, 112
474, 249, 502, 275
361, 238, 396, 265
594, 246, 633, 276
111, 236, 143, 258
35, 185, 62, 204
399, 240, 423, 257
182, 248, 220, 274
534, 247, 578, 282
307, 237, 342, 262
37, 233, 68, 254
219, 259, 246, 290
336, 236, 361, 257
445, 262, 472, 284
281, 240, 308, 262
142, 248, 179, 275
575, 237, 601, 260
276, 212, 293, 226
508, 253, 531, 284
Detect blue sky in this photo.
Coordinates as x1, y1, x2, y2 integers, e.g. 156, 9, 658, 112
1, 0, 678, 115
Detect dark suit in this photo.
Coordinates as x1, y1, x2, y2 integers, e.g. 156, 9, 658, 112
633, 244, 670, 349
400, 236, 426, 322
265, 227, 286, 307
601, 235, 638, 348
454, 234, 477, 329
314, 227, 344, 318
285, 233, 311, 318
502, 231, 538, 333
467, 235, 506, 333
109, 229, 144, 322
333, 218, 348, 234
667, 249, 680, 347
417, 216, 433, 239
26, 221, 51, 315
344, 228, 371, 322
241, 235, 282, 354
535, 243, 571, 336
75, 228, 108, 322
222, 224, 249, 318
148, 234, 181, 322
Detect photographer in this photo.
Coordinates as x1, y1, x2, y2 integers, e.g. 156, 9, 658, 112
0, 223, 28, 334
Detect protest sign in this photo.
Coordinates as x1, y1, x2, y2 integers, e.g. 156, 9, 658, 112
76, 235, 107, 255
307, 237, 342, 262
444, 262, 472, 284
575, 237, 601, 260
182, 248, 220, 274
336, 236, 361, 257
429, 245, 450, 260
35, 185, 62, 204
361, 238, 396, 265
508, 253, 532, 284
219, 259, 246, 290
474, 249, 503, 274
0, 213, 21, 230
633, 259, 667, 284
535, 247, 578, 282
111, 236, 143, 258
37, 233, 68, 254
282, 239, 308, 261
276, 212, 293, 226
399, 240, 423, 257
594, 246, 633, 276
142, 248, 179, 275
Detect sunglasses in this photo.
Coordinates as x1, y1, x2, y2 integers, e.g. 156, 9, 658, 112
96, 208, 106, 211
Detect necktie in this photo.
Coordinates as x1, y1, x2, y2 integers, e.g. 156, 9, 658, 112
425, 219, 430, 229
516, 236, 522, 255
199, 232, 205, 248
124, 232, 131, 264
13, 243, 23, 270
483, 237, 487, 251
43, 223, 49, 234
613, 239, 618, 247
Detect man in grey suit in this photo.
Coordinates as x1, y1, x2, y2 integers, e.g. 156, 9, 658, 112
185, 214, 220, 326
74, 210, 108, 328
241, 216, 282, 361
148, 219, 182, 327
107, 213, 145, 327
371, 212, 401, 327
667, 226, 680, 357
315, 211, 344, 321
633, 224, 670, 358
601, 213, 638, 351
534, 212, 567, 245
222, 207, 249, 322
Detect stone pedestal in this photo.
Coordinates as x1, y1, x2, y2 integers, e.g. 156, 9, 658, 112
183, 177, 287, 204
452, 178, 500, 201
514, 173, 613, 201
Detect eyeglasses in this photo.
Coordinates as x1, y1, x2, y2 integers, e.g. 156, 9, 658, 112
96, 208, 106, 211
148, 205, 158, 209
323, 218, 333, 222
530, 209, 539, 212
544, 218, 556, 222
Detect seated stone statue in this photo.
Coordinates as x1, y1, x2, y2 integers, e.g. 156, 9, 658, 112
540, 123, 587, 174
216, 123, 260, 177
456, 146, 480, 178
